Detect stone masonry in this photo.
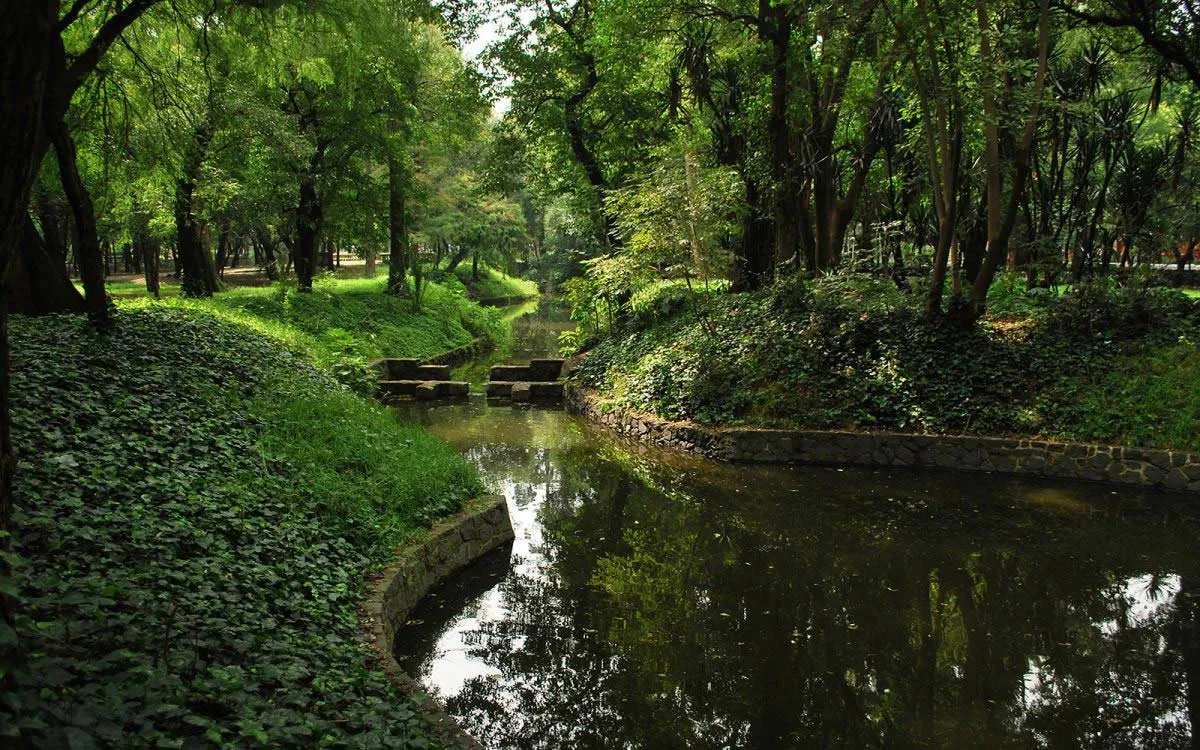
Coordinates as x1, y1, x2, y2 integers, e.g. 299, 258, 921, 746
565, 386, 1200, 493
360, 495, 514, 749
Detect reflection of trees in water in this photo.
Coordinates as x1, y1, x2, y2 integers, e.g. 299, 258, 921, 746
438, 433, 1198, 748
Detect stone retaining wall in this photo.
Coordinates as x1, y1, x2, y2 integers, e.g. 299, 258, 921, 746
359, 495, 515, 749
565, 386, 1200, 493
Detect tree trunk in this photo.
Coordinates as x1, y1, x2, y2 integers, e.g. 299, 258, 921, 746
732, 179, 775, 291
765, 0, 795, 271
0, 0, 58, 725
175, 178, 217, 297
175, 121, 219, 297
411, 243, 423, 312
364, 246, 376, 278
141, 241, 160, 299
48, 119, 108, 324
444, 245, 470, 274
215, 217, 230, 277
9, 215, 86, 315
294, 176, 322, 293
472, 248, 480, 281
964, 0, 1050, 321
33, 185, 69, 264
388, 155, 408, 295
925, 211, 957, 317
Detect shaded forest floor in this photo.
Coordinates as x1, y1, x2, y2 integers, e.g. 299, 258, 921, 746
5, 298, 494, 745
574, 275, 1200, 452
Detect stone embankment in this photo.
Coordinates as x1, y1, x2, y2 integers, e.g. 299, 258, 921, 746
360, 494, 514, 750
565, 386, 1200, 493
373, 358, 470, 401
485, 359, 565, 402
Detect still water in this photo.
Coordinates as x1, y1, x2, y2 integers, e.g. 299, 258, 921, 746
392, 305, 1199, 749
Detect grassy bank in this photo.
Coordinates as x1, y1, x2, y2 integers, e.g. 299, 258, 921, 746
5, 307, 484, 746
123, 276, 507, 391
573, 276, 1200, 452
441, 265, 538, 301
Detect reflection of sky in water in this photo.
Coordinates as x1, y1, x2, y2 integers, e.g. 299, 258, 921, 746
419, 473, 549, 696
393, 375, 1198, 747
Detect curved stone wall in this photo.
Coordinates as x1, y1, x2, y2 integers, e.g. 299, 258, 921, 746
360, 495, 514, 749
565, 386, 1200, 494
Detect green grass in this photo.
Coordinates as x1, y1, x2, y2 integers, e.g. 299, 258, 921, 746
7, 306, 482, 746
447, 265, 539, 301
1041, 340, 1200, 450
118, 275, 507, 392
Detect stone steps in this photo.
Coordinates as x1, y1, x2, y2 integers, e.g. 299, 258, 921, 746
484, 381, 564, 402
378, 380, 469, 401
488, 358, 564, 382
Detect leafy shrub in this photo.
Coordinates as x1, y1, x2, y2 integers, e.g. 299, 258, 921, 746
6, 308, 482, 746
576, 274, 1200, 449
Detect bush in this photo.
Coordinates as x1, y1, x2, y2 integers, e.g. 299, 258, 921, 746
575, 275, 1200, 450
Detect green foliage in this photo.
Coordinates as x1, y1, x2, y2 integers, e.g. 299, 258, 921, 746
7, 307, 483, 746
605, 136, 740, 283
124, 276, 506, 391
445, 265, 539, 301
1040, 338, 1200, 450
577, 275, 1200, 449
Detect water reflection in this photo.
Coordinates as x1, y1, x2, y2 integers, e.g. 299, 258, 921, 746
393, 401, 1199, 750
452, 300, 574, 384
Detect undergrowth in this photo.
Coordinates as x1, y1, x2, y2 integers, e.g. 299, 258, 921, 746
5, 307, 483, 747
124, 275, 507, 393
438, 265, 538, 301
574, 275, 1200, 450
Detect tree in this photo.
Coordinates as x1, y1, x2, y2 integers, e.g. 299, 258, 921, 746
963, 0, 1052, 320
0, 0, 58, 728
1060, 0, 1200, 90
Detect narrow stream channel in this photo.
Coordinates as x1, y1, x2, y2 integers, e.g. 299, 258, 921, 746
391, 302, 1199, 749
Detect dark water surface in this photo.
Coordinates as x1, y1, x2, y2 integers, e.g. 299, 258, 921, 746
392, 306, 1200, 749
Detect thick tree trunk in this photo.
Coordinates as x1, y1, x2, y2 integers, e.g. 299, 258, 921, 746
141, 241, 160, 299
732, 179, 776, 291
9, 215, 86, 315
0, 0, 58, 727
765, 0, 795, 271
175, 121, 219, 297
364, 247, 376, 278
294, 176, 322, 293
175, 178, 217, 297
444, 246, 470, 274
48, 119, 108, 324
